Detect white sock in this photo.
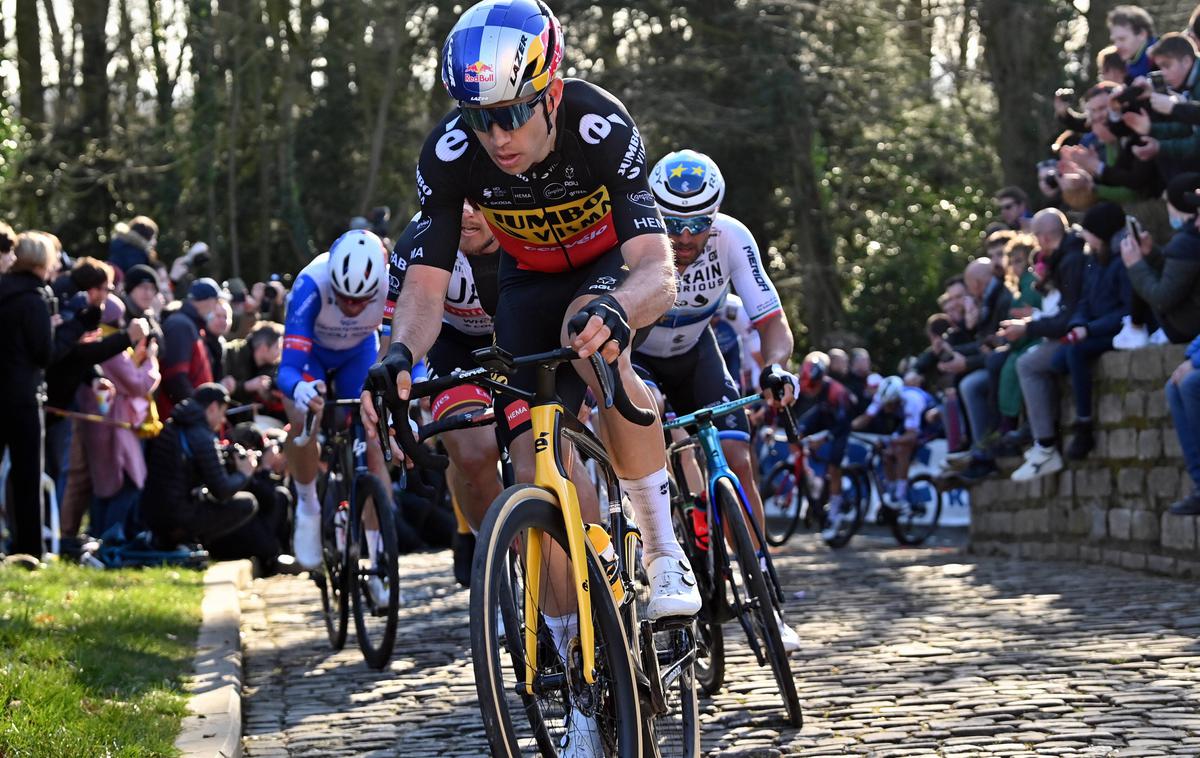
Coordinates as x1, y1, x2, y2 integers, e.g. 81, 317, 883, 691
296, 478, 319, 517
620, 468, 684, 565
366, 528, 381, 565
543, 612, 579, 666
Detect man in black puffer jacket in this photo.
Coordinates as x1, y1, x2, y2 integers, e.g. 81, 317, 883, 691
142, 383, 258, 547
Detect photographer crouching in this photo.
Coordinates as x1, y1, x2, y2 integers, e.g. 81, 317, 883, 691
141, 383, 258, 549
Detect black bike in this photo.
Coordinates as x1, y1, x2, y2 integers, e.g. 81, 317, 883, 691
303, 393, 401, 670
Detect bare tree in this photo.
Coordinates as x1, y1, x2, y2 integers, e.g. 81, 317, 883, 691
15, 0, 45, 133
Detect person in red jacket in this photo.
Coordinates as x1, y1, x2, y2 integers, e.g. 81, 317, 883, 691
157, 278, 222, 419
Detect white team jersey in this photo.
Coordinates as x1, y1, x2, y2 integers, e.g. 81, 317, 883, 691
440, 251, 494, 336
286, 252, 388, 352
637, 213, 782, 358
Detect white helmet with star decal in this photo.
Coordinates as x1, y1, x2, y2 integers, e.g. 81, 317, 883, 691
649, 149, 725, 218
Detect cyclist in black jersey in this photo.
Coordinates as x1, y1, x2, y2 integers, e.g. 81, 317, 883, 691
364, 0, 700, 653
386, 201, 601, 586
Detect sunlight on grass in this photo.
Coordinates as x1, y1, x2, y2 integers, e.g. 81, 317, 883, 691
0, 563, 203, 757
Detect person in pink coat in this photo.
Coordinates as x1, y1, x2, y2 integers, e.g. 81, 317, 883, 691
76, 297, 161, 539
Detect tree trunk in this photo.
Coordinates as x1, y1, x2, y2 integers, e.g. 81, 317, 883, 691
224, 0, 243, 278
1085, 0, 1117, 81
77, 0, 112, 137
358, 22, 403, 214
15, 0, 45, 133
118, 0, 139, 124
189, 0, 219, 245
147, 0, 175, 129
977, 0, 1066, 196
40, 0, 72, 131
790, 120, 843, 344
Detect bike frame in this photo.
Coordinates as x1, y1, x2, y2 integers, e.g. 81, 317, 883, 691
665, 396, 761, 533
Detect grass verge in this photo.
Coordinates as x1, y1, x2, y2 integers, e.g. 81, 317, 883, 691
0, 562, 203, 757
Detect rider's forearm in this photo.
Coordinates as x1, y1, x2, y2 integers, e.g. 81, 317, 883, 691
389, 269, 451, 360
615, 234, 676, 329
756, 313, 794, 368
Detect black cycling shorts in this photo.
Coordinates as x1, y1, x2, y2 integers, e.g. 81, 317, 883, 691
632, 327, 750, 441
425, 326, 493, 421
492, 248, 630, 445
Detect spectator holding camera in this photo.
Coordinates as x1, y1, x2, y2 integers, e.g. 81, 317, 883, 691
204, 422, 294, 573
1128, 34, 1200, 173
1118, 173, 1200, 345
157, 278, 221, 419
1058, 83, 1161, 204
168, 241, 211, 294
0, 232, 60, 559
222, 321, 286, 423
107, 216, 158, 279
76, 296, 161, 540
142, 383, 258, 548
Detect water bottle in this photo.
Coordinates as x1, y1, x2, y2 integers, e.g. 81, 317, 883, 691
584, 523, 625, 603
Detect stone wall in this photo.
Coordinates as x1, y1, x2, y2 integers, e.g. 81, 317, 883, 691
968, 344, 1199, 577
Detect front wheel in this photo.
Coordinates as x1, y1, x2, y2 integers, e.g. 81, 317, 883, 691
891, 473, 943, 546
318, 471, 350, 651
717, 479, 803, 728
350, 472, 401, 670
470, 485, 642, 757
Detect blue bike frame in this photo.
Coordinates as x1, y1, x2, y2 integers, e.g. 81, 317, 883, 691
664, 394, 762, 533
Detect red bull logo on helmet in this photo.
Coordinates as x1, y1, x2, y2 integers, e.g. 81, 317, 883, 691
464, 60, 494, 84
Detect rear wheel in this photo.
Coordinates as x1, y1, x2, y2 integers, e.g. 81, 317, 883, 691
891, 473, 943, 546
718, 479, 803, 727
761, 461, 803, 546
350, 473, 400, 670
471, 485, 641, 757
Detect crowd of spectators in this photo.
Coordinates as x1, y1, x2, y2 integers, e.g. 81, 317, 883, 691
864, 4, 1200, 516
0, 209, 452, 572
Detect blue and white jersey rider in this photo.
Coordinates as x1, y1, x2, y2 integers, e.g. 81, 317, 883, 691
278, 230, 390, 404
637, 202, 782, 358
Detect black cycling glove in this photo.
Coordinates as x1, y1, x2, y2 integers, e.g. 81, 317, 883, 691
567, 295, 632, 355
759, 363, 800, 401
369, 342, 413, 406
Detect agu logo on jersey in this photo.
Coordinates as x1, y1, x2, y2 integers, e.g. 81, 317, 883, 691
482, 186, 613, 245
464, 61, 494, 84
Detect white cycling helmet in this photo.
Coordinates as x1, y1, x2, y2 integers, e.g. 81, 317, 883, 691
649, 149, 725, 218
328, 230, 386, 300
877, 375, 904, 405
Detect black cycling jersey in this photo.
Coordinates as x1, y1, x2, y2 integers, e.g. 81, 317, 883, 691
411, 79, 666, 274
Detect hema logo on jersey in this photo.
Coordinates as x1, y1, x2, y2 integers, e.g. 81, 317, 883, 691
482, 186, 612, 244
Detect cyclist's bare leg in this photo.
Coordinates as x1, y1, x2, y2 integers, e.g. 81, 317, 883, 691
440, 407, 502, 530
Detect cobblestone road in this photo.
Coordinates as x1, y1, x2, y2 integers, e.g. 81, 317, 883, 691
241, 529, 1200, 757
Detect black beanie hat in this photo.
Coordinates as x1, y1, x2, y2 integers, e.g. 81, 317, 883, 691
123, 264, 159, 292
1081, 201, 1125, 244
1167, 172, 1200, 214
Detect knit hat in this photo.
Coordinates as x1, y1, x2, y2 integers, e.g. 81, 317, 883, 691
1166, 172, 1200, 214
124, 264, 159, 292
189, 277, 222, 301
193, 382, 231, 408
1080, 201, 1125, 244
